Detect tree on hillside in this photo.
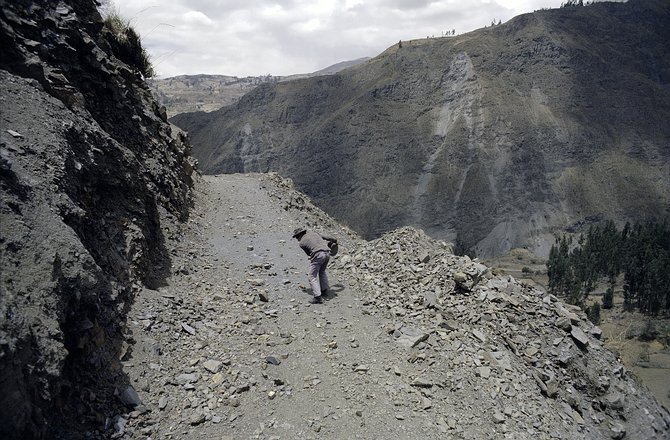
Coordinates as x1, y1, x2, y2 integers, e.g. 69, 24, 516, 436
547, 220, 670, 316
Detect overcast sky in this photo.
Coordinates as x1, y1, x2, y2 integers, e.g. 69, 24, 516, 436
113, 0, 567, 78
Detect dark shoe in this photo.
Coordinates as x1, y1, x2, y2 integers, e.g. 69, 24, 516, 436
310, 296, 323, 304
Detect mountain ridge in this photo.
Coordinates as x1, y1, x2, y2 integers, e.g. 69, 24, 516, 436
172, 0, 670, 258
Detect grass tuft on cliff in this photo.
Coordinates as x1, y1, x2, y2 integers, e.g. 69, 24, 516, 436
102, 8, 155, 78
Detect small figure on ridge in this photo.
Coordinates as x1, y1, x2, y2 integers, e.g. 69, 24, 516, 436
292, 227, 338, 304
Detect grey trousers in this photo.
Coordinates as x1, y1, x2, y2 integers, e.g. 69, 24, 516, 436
309, 251, 330, 297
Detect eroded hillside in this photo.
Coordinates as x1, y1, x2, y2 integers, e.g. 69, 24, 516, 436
173, 0, 670, 258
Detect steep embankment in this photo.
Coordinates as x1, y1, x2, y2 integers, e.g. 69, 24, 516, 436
173, 0, 670, 257
0, 1, 194, 438
115, 172, 669, 439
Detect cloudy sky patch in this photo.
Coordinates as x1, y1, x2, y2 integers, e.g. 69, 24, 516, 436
113, 0, 567, 78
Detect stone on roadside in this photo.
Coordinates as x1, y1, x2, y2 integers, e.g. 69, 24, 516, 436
493, 412, 506, 424
180, 322, 196, 335
190, 412, 206, 425
570, 326, 589, 348
590, 326, 603, 339
423, 291, 438, 309
247, 278, 265, 287
211, 372, 225, 384
203, 359, 223, 373
119, 385, 142, 408
439, 319, 459, 332
395, 326, 429, 348
555, 316, 572, 332
545, 377, 560, 398
176, 372, 200, 385
410, 377, 433, 388
472, 329, 487, 343
112, 415, 127, 436
453, 272, 468, 285
525, 346, 539, 357
610, 421, 626, 439
476, 366, 491, 379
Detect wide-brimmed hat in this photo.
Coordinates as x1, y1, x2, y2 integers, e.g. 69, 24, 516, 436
292, 227, 306, 238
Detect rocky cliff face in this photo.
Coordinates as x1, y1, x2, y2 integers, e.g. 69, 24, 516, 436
173, 0, 670, 257
0, 0, 195, 438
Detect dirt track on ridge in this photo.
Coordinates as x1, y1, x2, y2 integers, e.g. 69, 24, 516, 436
123, 174, 443, 439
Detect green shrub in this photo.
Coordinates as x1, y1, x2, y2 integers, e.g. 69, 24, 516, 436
521, 266, 532, 274
102, 9, 155, 78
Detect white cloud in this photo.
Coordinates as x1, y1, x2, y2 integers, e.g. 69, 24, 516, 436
114, 0, 564, 78
182, 10, 214, 26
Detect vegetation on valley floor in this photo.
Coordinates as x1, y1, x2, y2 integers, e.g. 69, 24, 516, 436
547, 219, 670, 319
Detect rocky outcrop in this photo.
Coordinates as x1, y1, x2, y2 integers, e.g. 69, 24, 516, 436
0, 1, 195, 438
173, 0, 670, 257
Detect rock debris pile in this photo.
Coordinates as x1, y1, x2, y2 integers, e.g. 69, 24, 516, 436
335, 227, 670, 439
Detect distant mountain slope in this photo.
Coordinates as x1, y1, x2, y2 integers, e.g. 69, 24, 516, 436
172, 0, 670, 257
148, 74, 279, 117
149, 58, 369, 117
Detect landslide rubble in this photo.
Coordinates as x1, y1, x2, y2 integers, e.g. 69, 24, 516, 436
338, 227, 670, 439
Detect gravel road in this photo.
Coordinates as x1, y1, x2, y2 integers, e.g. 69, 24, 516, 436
118, 173, 670, 440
